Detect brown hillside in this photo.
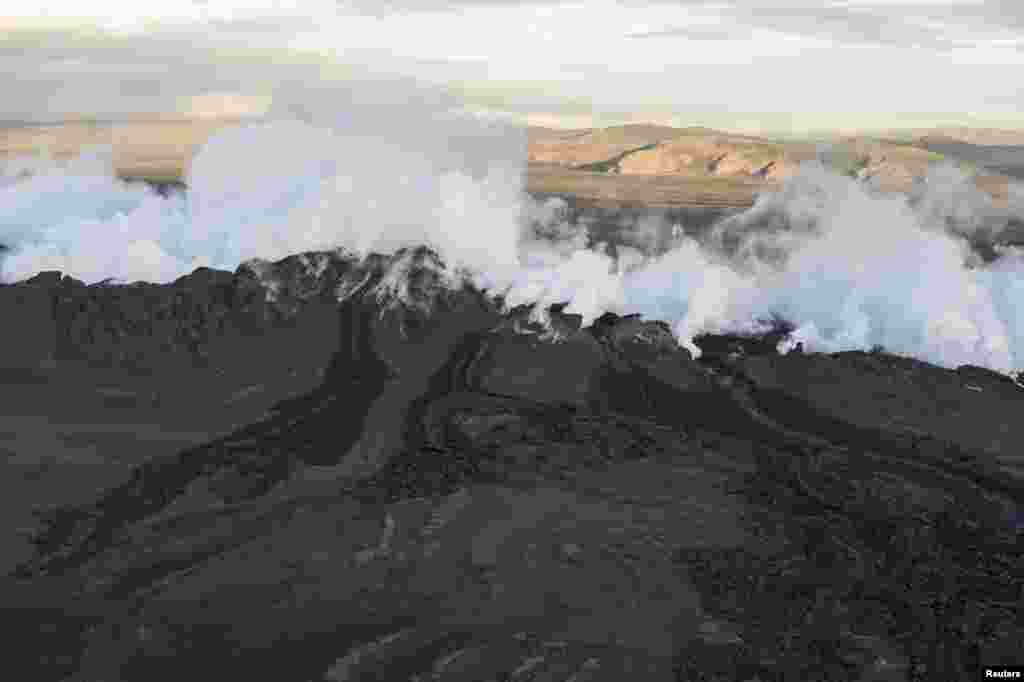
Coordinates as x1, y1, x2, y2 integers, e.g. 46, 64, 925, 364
0, 119, 241, 183
527, 142, 639, 167
617, 138, 817, 181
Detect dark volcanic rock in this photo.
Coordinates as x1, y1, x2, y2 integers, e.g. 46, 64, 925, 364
2, 249, 1022, 682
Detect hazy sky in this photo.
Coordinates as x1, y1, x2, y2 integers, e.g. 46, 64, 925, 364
4, 1, 1024, 131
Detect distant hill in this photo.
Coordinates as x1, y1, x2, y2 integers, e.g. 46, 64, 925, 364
523, 126, 590, 143
3, 118, 1019, 210
526, 124, 1020, 208
0, 118, 241, 184
582, 124, 695, 146
898, 127, 1024, 146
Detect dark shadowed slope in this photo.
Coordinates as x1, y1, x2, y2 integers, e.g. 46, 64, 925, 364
2, 250, 1022, 682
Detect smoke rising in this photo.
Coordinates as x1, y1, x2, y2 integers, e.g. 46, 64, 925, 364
3, 92, 1024, 375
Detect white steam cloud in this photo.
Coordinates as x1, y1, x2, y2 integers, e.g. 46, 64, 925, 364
3, 91, 1024, 375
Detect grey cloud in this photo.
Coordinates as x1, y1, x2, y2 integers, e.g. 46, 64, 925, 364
339, 0, 1024, 48
340, 0, 552, 15
0, 28, 443, 124
626, 26, 749, 41
343, 0, 947, 49
340, 0, 1024, 37
619, 0, 1024, 50
737, 5, 956, 49
942, 0, 1024, 33
207, 16, 322, 33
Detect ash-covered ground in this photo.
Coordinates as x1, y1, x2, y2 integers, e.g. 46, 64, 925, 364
2, 247, 1021, 681
3, 107, 1024, 681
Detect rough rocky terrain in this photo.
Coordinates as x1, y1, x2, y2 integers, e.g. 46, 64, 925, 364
2, 248, 1022, 681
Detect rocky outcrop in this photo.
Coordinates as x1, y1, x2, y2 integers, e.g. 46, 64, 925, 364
2, 250, 1022, 681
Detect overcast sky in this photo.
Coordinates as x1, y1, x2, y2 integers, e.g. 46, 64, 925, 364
4, 1, 1024, 131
